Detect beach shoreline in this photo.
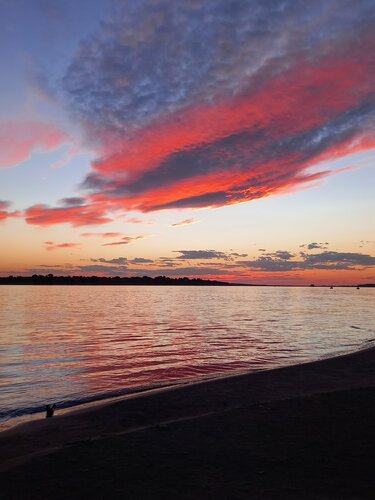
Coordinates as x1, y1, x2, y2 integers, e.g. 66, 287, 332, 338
2, 341, 371, 432
1, 344, 375, 498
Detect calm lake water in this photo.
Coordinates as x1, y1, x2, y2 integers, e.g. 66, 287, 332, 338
0, 285, 374, 423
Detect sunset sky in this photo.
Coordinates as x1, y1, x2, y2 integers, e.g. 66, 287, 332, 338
0, 0, 374, 285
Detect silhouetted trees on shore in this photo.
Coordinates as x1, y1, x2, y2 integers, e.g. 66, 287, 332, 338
0, 274, 239, 286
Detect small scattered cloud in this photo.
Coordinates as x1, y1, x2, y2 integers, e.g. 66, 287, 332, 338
0, 201, 11, 211
81, 232, 122, 238
360, 240, 375, 248
102, 235, 144, 246
44, 241, 81, 251
169, 218, 200, 228
124, 217, 154, 225
0, 200, 20, 222
59, 197, 85, 207
300, 242, 329, 250
265, 250, 295, 260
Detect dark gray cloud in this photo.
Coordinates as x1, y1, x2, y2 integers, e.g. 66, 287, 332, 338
174, 249, 230, 260
63, 0, 375, 135
59, 197, 85, 207
304, 251, 375, 268
300, 242, 329, 250
239, 256, 299, 272
239, 251, 375, 272
128, 266, 233, 277
266, 250, 295, 260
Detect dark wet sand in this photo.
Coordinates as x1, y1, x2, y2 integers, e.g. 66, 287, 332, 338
1, 346, 375, 499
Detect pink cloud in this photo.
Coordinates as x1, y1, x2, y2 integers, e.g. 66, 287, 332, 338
0, 121, 67, 168
44, 241, 81, 251
0, 201, 20, 222
79, 32, 375, 214
25, 204, 112, 227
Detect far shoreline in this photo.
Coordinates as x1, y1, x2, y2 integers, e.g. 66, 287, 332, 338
0, 275, 374, 287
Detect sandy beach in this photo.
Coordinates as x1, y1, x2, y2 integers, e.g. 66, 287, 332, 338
1, 345, 375, 499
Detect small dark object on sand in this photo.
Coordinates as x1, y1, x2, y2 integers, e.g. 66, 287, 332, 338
46, 404, 56, 418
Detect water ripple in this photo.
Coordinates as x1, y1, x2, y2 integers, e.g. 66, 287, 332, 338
0, 285, 374, 421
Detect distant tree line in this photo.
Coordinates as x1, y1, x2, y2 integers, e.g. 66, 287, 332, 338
1, 275, 372, 287
0, 274, 242, 286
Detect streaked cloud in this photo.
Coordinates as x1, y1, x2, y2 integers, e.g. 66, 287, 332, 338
124, 217, 154, 225
129, 257, 154, 264
174, 249, 230, 260
81, 232, 122, 238
169, 218, 200, 228
102, 235, 144, 246
25, 203, 112, 227
0, 200, 19, 222
173, 249, 249, 261
44, 241, 80, 251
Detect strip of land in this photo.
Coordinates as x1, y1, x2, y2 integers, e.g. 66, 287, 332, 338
1, 345, 375, 499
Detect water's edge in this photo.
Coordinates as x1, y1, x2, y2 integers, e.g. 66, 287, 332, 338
3, 340, 374, 432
